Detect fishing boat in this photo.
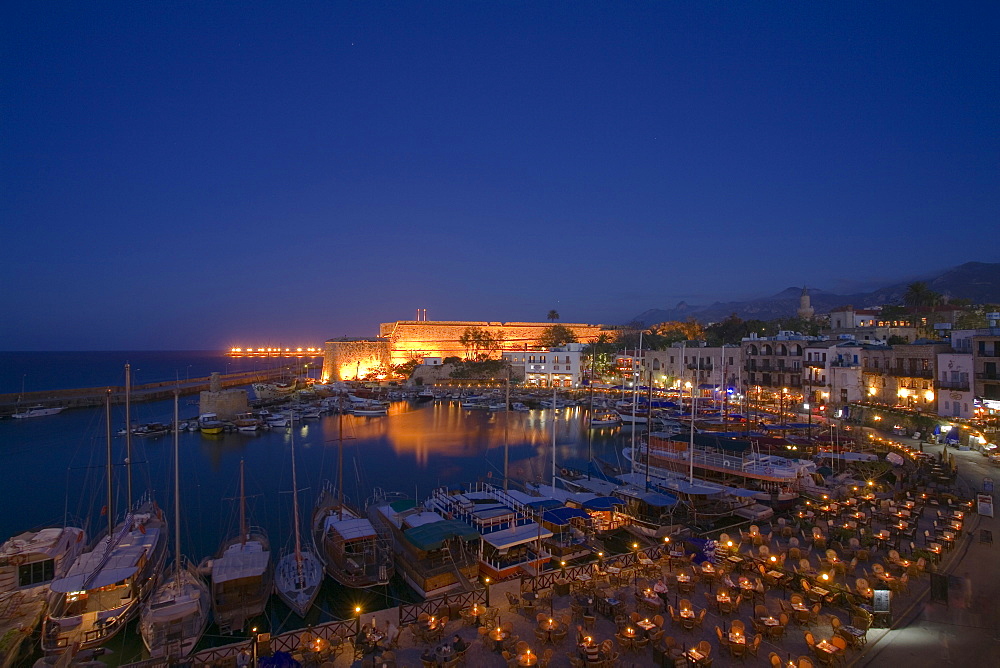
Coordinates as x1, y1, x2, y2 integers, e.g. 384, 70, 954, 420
210, 461, 273, 635
274, 424, 322, 617
252, 381, 298, 402
310, 412, 393, 589
139, 392, 210, 660
42, 370, 169, 655
198, 413, 226, 435
11, 405, 65, 419
232, 413, 263, 433
367, 496, 480, 599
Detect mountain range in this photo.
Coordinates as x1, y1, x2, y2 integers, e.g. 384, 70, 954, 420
631, 262, 1000, 326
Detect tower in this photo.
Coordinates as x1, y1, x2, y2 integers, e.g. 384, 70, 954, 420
798, 286, 814, 320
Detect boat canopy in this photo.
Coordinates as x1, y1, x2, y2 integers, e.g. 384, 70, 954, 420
389, 499, 417, 513
50, 527, 160, 593
324, 516, 377, 541
541, 507, 591, 525
481, 522, 552, 549
212, 541, 271, 584
639, 492, 678, 508
582, 497, 626, 511
403, 520, 480, 552
525, 498, 564, 511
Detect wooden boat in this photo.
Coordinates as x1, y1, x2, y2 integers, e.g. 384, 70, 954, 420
367, 496, 480, 599
310, 413, 393, 588
274, 424, 322, 617
210, 461, 273, 634
139, 393, 210, 660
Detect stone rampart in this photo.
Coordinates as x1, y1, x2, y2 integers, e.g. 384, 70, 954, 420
323, 338, 392, 381
377, 320, 605, 366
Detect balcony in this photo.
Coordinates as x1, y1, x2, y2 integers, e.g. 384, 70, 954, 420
887, 368, 934, 379
829, 360, 860, 368
936, 380, 970, 391
687, 364, 713, 371
804, 360, 825, 368
977, 372, 1000, 381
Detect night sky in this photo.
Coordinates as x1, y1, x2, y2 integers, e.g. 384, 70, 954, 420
3, 3, 997, 350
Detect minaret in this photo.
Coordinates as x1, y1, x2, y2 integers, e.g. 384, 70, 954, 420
797, 286, 814, 320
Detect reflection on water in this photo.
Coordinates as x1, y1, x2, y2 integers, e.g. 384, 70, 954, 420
0, 397, 632, 661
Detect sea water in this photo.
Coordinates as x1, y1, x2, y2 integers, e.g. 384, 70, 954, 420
0, 352, 634, 662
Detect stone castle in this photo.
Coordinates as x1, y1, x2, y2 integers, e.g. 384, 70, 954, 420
322, 320, 605, 381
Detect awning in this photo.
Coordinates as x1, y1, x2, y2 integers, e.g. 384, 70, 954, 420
389, 499, 416, 513
403, 520, 480, 552
482, 522, 552, 549
541, 507, 591, 525
582, 497, 625, 511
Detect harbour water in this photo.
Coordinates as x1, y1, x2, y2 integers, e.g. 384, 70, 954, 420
0, 351, 634, 663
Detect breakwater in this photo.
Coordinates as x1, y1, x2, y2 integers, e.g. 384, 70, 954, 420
0, 369, 286, 416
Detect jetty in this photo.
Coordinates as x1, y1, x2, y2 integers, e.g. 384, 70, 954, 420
0, 369, 288, 417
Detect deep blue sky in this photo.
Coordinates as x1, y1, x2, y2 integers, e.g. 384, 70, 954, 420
3, 2, 997, 350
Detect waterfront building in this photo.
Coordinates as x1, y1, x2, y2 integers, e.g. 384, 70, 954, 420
802, 339, 865, 409
936, 351, 974, 418
502, 343, 583, 387
860, 340, 950, 410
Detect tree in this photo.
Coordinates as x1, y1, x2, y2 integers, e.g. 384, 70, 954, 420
903, 282, 942, 309
458, 327, 504, 360
648, 319, 705, 346
547, 310, 560, 322
391, 359, 421, 379
538, 324, 577, 348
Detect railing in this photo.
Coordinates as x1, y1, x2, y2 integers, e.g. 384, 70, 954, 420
398, 588, 487, 625
976, 372, 1000, 381
936, 380, 970, 390
804, 360, 825, 368
887, 369, 934, 379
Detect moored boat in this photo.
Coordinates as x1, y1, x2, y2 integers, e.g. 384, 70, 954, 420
12, 405, 65, 419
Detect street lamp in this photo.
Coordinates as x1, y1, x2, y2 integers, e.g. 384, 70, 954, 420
483, 576, 491, 607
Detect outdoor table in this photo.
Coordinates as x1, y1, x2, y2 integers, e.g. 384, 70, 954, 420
489, 627, 508, 652
596, 596, 622, 618
577, 573, 592, 582
839, 624, 867, 645
518, 651, 538, 666
815, 639, 842, 657
679, 608, 694, 619
684, 648, 706, 665
434, 643, 456, 663
637, 618, 657, 633
727, 555, 743, 564
464, 604, 484, 626
760, 616, 779, 627
716, 592, 731, 603
728, 632, 746, 645
639, 557, 655, 566
701, 563, 715, 574
676, 574, 691, 583
812, 586, 829, 598
606, 566, 621, 574
791, 602, 809, 612
767, 570, 783, 580
641, 593, 663, 609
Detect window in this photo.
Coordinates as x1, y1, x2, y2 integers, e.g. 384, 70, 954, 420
18, 559, 55, 587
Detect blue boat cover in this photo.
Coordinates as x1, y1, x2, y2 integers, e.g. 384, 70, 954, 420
542, 507, 591, 525
582, 496, 625, 511
404, 520, 480, 551
640, 492, 678, 507
525, 498, 564, 511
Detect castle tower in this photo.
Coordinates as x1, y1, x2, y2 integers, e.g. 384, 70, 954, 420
797, 286, 814, 320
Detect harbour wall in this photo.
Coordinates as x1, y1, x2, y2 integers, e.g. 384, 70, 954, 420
0, 369, 286, 416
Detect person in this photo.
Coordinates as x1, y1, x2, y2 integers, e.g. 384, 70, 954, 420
236, 649, 251, 668
421, 647, 435, 663
654, 576, 669, 604
452, 635, 468, 652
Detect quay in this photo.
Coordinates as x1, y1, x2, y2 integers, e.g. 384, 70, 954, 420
0, 369, 288, 417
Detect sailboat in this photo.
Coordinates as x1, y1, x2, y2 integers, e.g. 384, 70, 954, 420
310, 409, 392, 588
274, 421, 322, 616
43, 371, 168, 655
210, 460, 273, 634
139, 392, 210, 659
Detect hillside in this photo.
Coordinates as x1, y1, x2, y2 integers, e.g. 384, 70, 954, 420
631, 261, 1000, 325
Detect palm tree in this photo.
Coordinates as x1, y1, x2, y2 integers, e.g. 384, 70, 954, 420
903, 282, 942, 309
547, 310, 560, 322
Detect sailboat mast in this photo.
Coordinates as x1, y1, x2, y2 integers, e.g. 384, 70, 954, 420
337, 407, 344, 520
173, 390, 181, 580
550, 381, 557, 491
290, 424, 303, 573
125, 363, 133, 510
239, 460, 247, 546
630, 332, 642, 475
503, 368, 510, 491
689, 377, 697, 484
105, 389, 114, 541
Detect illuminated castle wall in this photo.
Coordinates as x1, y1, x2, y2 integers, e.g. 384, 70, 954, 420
322, 338, 391, 382
379, 321, 605, 366
322, 320, 605, 381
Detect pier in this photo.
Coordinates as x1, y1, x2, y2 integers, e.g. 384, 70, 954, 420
0, 369, 289, 417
